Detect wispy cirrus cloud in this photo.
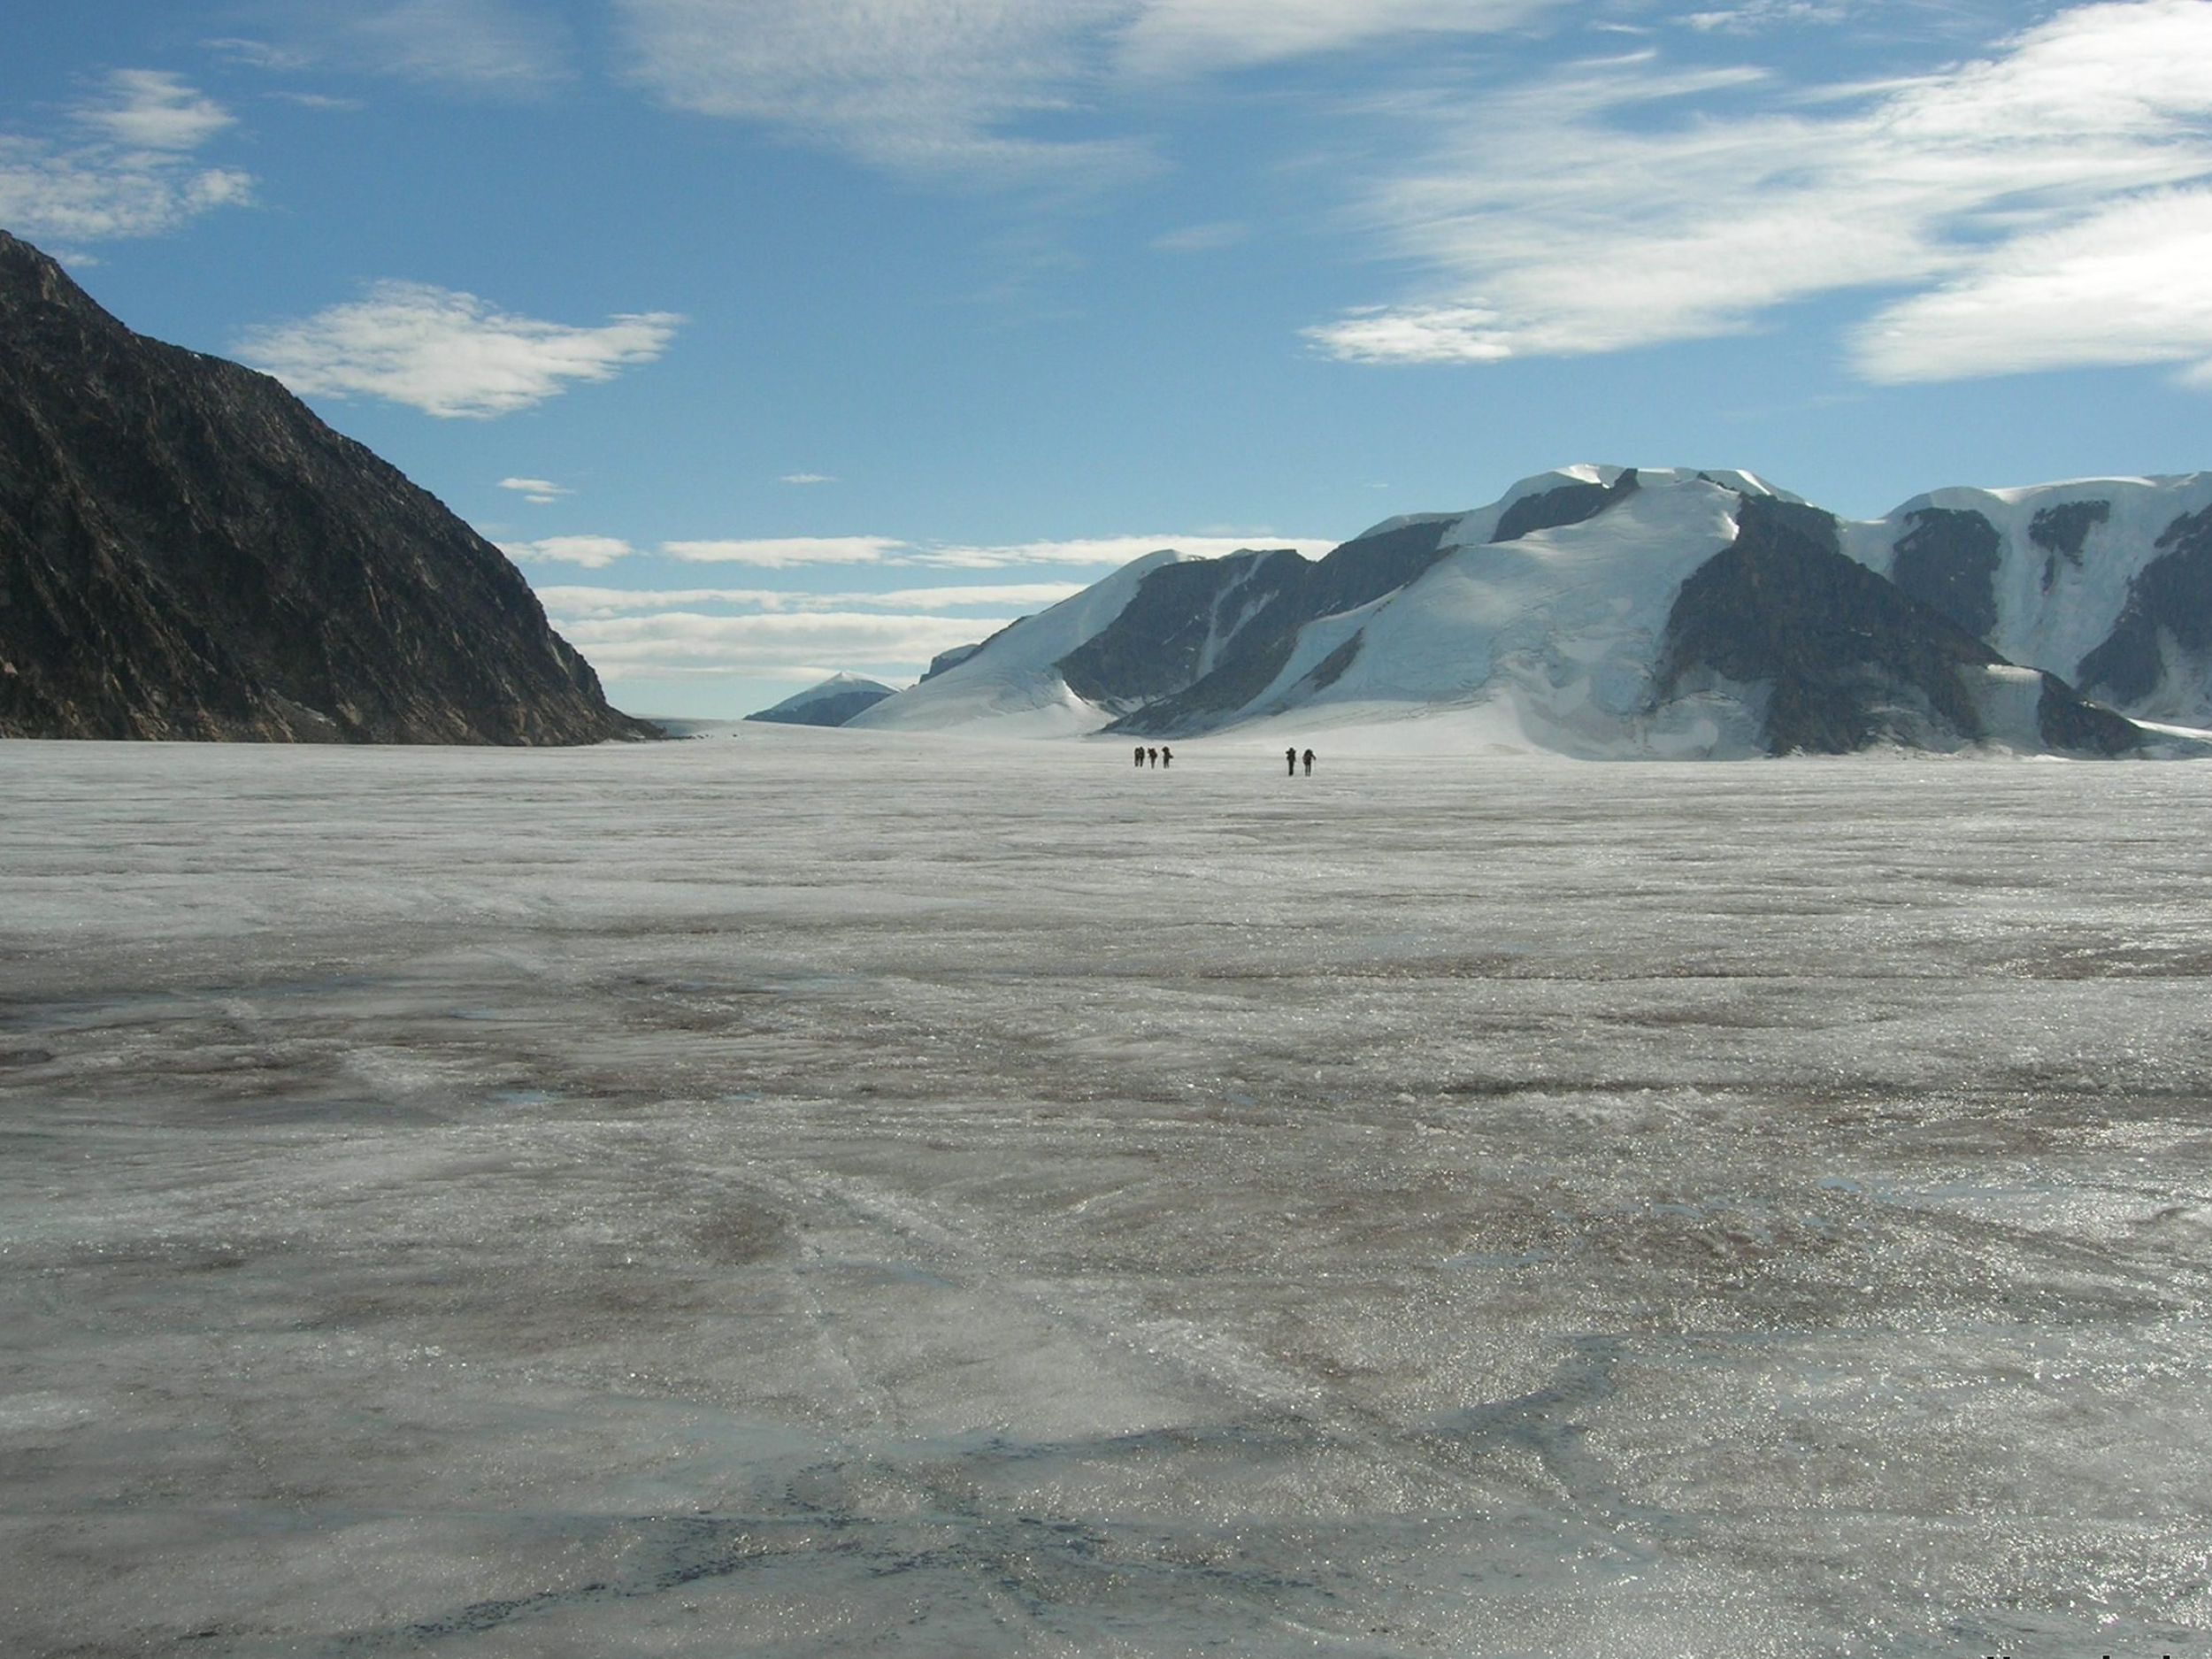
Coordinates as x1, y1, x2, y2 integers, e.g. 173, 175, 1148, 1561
656, 530, 1334, 569
1117, 0, 1553, 76
234, 282, 681, 418
1304, 0, 2212, 387
612, 0, 1141, 180
1855, 187, 2212, 383
664, 535, 910, 568
1678, 0, 1852, 33
550, 610, 1006, 680
78, 70, 238, 150
535, 581, 1087, 615
0, 71, 253, 242
219, 0, 573, 95
611, 0, 1578, 180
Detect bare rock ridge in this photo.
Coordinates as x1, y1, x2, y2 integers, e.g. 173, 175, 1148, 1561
1655, 495, 2139, 757
0, 229, 654, 742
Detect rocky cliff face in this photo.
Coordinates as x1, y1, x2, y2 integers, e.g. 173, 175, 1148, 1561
1839, 474, 2212, 726
0, 230, 654, 743
1655, 496, 2139, 757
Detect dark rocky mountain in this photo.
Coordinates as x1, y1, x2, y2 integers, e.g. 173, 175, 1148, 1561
1655, 496, 2139, 757
2075, 504, 2212, 710
743, 672, 895, 727
0, 229, 654, 743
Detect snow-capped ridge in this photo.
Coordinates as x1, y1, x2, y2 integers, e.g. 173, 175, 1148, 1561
852, 465, 2212, 757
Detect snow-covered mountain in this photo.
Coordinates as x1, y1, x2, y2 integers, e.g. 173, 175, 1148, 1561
1839, 475, 2212, 727
855, 465, 2212, 758
744, 672, 896, 727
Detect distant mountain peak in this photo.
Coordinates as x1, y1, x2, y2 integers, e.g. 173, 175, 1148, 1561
745, 672, 896, 727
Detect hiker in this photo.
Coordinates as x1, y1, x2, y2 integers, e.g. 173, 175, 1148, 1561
1134, 745, 1145, 767
1302, 748, 1315, 776
1286, 747, 1297, 777
1160, 745, 1173, 769
1148, 747, 1159, 767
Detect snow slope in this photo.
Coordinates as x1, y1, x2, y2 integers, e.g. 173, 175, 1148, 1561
849, 549, 1193, 737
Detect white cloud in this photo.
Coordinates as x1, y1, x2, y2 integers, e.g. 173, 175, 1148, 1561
663, 535, 907, 568
1310, 303, 1514, 365
499, 475, 572, 503
534, 581, 1087, 614
0, 72, 252, 242
518, 531, 1327, 602
234, 282, 681, 418
552, 610, 1008, 678
910, 532, 1334, 568
500, 535, 637, 567
867, 581, 1088, 608
1305, 0, 2212, 383
1855, 187, 2212, 383
77, 70, 237, 150
780, 472, 836, 484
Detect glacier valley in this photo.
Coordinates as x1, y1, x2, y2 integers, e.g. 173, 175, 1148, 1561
4, 730, 2211, 1656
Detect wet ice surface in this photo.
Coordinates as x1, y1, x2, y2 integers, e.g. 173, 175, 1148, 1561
5, 731, 2212, 1657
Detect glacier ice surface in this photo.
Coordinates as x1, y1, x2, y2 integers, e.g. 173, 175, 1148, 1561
4, 727, 2212, 1655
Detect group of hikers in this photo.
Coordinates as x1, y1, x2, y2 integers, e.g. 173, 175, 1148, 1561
1129, 744, 1317, 774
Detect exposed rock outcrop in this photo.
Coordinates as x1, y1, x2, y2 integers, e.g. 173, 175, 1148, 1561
1655, 496, 2136, 756
0, 229, 654, 743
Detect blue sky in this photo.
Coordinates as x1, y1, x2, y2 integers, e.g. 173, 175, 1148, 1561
5, 0, 2211, 718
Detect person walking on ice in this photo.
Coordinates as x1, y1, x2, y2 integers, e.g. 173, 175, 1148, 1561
1286, 747, 1297, 777
1134, 744, 1145, 767
1302, 748, 1315, 776
1160, 746, 1173, 768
